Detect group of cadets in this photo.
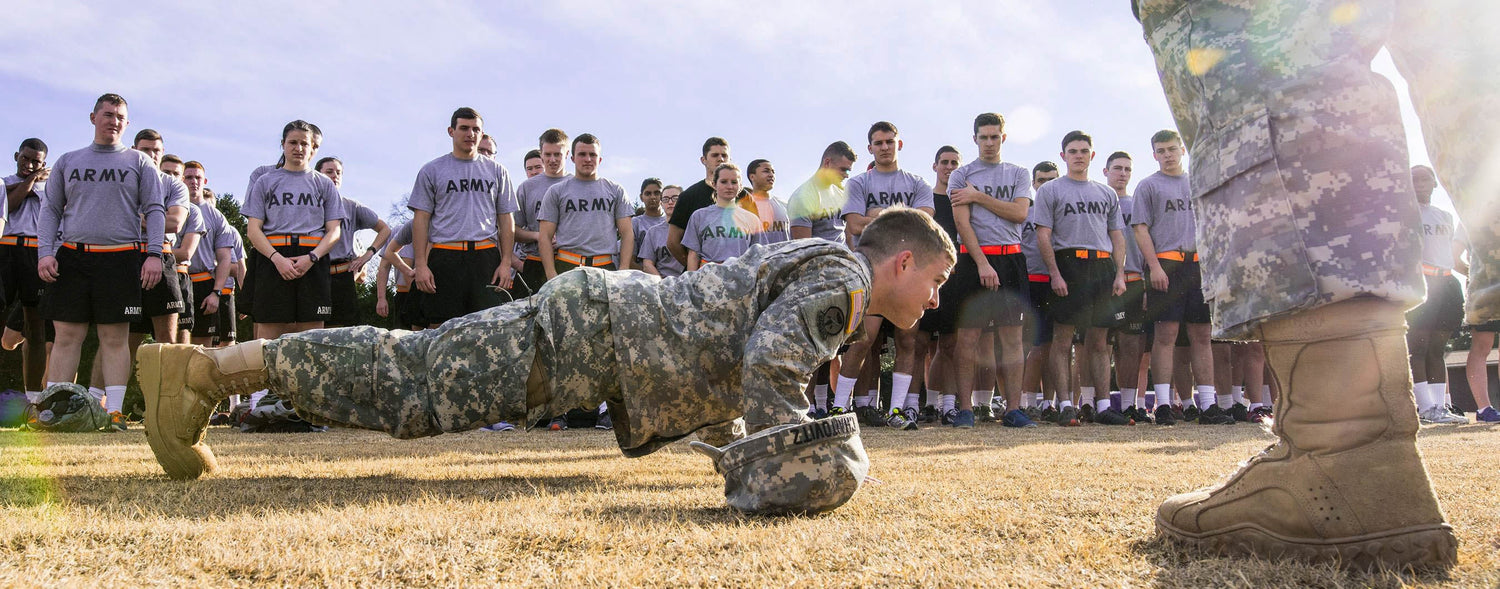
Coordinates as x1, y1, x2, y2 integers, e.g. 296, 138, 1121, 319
5, 96, 1498, 433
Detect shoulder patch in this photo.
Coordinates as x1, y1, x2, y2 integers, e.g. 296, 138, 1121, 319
818, 306, 846, 338
847, 289, 864, 334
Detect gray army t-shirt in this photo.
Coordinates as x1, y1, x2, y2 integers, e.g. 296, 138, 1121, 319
683, 203, 762, 264
1032, 176, 1123, 252
3, 174, 44, 237
638, 222, 684, 277
840, 169, 935, 218
332, 196, 381, 261
514, 173, 570, 260
1021, 209, 1048, 276
632, 213, 668, 260
788, 176, 846, 243
190, 200, 236, 274
407, 153, 519, 244
947, 160, 1032, 246
747, 196, 792, 245
243, 167, 341, 236
1118, 194, 1144, 274
1131, 171, 1196, 254
538, 176, 632, 257
1419, 204, 1458, 269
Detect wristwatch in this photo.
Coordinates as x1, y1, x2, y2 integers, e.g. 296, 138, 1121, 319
308, 251, 321, 264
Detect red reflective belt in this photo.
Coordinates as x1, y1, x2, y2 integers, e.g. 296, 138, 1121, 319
958, 244, 1022, 255
1028, 274, 1051, 283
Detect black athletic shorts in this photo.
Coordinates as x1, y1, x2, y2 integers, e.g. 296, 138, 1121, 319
250, 243, 332, 324
0, 241, 43, 306
216, 286, 237, 343
328, 261, 358, 326
238, 255, 255, 321
1145, 257, 1211, 324
42, 245, 144, 325
1025, 276, 1055, 347
1114, 277, 1149, 335
944, 251, 1028, 332
176, 270, 195, 331
1050, 250, 1117, 329
5, 302, 55, 342
1469, 319, 1500, 332
920, 260, 968, 334
1407, 272, 1464, 332
132, 251, 184, 334
422, 246, 504, 326
190, 278, 220, 338
396, 287, 425, 329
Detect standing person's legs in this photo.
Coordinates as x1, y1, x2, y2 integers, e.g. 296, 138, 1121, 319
1466, 329, 1499, 420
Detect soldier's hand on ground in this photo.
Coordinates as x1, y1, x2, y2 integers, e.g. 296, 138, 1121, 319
979, 262, 1000, 290
414, 265, 437, 294
141, 255, 163, 289
37, 256, 59, 282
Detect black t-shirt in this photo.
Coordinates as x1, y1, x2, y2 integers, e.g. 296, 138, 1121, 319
668, 179, 714, 229
930, 190, 959, 245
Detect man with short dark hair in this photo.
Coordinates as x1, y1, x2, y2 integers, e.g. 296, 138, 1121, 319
1021, 162, 1062, 421
3, 138, 50, 402
639, 185, 683, 278
1033, 131, 1129, 427
522, 150, 543, 179
743, 160, 790, 244
478, 134, 497, 159
913, 145, 962, 423
128, 130, 193, 347
666, 137, 733, 265
788, 142, 856, 417
408, 107, 518, 327
510, 129, 570, 299
183, 161, 234, 348
39, 93, 167, 431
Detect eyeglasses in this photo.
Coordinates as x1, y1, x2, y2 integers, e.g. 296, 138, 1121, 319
661, 196, 680, 202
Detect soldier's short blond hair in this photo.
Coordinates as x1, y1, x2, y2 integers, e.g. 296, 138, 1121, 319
857, 206, 956, 268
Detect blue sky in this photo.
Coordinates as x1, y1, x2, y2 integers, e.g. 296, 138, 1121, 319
0, 0, 1452, 251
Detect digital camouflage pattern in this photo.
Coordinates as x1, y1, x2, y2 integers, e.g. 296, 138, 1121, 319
264, 239, 872, 458
690, 413, 869, 515
1137, 0, 1500, 336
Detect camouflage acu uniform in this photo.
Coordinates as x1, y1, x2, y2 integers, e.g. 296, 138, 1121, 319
263, 240, 871, 456
1136, 0, 1500, 337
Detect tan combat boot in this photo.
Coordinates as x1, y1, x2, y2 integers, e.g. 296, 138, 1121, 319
136, 341, 270, 480
1155, 298, 1457, 571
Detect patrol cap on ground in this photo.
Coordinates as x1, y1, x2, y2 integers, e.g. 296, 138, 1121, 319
31, 383, 109, 432
690, 413, 869, 515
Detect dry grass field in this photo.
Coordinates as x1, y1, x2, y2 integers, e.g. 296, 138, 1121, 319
2, 420, 1497, 588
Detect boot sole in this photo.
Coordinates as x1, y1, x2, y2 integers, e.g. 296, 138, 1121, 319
138, 345, 218, 480
1156, 516, 1457, 572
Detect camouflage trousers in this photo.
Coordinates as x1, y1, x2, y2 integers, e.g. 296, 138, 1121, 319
1139, 0, 1500, 337
262, 271, 619, 439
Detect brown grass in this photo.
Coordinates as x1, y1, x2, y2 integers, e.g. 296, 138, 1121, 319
2, 421, 1497, 588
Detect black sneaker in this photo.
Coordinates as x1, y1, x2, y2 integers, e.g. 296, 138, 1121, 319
1056, 406, 1081, 427
548, 415, 568, 431
1024, 406, 1043, 421
1127, 405, 1153, 425
941, 409, 958, 426
1229, 402, 1250, 422
1153, 404, 1177, 426
1094, 408, 1135, 426
1170, 404, 1186, 421
1078, 404, 1096, 424
855, 405, 884, 427
919, 406, 939, 424
1040, 406, 1059, 423
1183, 404, 1201, 421
595, 413, 613, 430
1197, 404, 1235, 425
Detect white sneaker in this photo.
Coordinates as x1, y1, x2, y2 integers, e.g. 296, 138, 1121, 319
1419, 406, 1468, 425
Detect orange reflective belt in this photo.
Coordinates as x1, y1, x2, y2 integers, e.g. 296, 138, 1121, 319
266, 235, 322, 247
190, 271, 214, 282
175, 262, 190, 274
396, 284, 411, 293
330, 261, 352, 274
432, 239, 496, 251
1125, 271, 1143, 282
1072, 249, 1110, 259
219, 287, 234, 296
0, 236, 38, 247
1156, 250, 1199, 262
556, 249, 613, 267
1422, 264, 1452, 277
525, 254, 542, 262
958, 244, 1022, 255
63, 242, 141, 253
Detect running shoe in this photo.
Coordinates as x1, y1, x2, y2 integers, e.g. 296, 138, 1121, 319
1040, 406, 1059, 424
481, 421, 516, 432
1248, 406, 1274, 424
972, 404, 993, 423
1153, 404, 1177, 426
1476, 406, 1500, 423
1182, 404, 1200, 421
919, 406, 939, 424
1057, 406, 1081, 427
1002, 408, 1039, 428
1197, 404, 1235, 425
1229, 402, 1250, 423
1418, 406, 1467, 425
886, 409, 918, 431
951, 409, 976, 429
548, 416, 568, 431
941, 408, 958, 426
107, 411, 129, 432
1078, 403, 1096, 424
594, 413, 613, 430
1127, 405, 1153, 425
1094, 408, 1135, 426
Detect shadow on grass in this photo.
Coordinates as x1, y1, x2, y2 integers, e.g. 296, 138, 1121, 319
1128, 534, 1455, 588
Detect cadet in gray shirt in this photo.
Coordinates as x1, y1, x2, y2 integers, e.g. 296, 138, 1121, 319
37, 93, 167, 427
1406, 165, 1466, 419
632, 178, 669, 258
538, 134, 633, 278
318, 156, 392, 327
840, 169, 935, 236
407, 108, 519, 326
512, 169, 570, 296
683, 163, 762, 269
1033, 132, 1127, 421
639, 222, 684, 278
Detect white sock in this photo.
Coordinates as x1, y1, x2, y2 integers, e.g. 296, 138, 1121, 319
1231, 385, 1245, 405
1080, 387, 1096, 410
25, 390, 42, 404
890, 373, 912, 414
104, 385, 126, 414
1413, 381, 1432, 412
1194, 391, 1215, 411
1061, 399, 1074, 409
1021, 392, 1035, 409
1143, 390, 1156, 410
1153, 383, 1171, 405
1261, 384, 1272, 400
229, 394, 242, 408
1250, 402, 1264, 411
1109, 390, 1122, 411
925, 389, 940, 408
1121, 388, 1137, 410
941, 394, 956, 413
598, 402, 608, 414
833, 375, 856, 409
1433, 382, 1451, 407
1216, 394, 1232, 409
855, 389, 877, 408
813, 384, 829, 410
1035, 392, 1045, 406
249, 389, 269, 408
89, 386, 105, 402
973, 389, 993, 409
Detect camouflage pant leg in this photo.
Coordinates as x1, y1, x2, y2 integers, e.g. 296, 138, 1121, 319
528, 269, 621, 424
264, 300, 538, 439
1387, 0, 1500, 325
1139, 0, 1424, 339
